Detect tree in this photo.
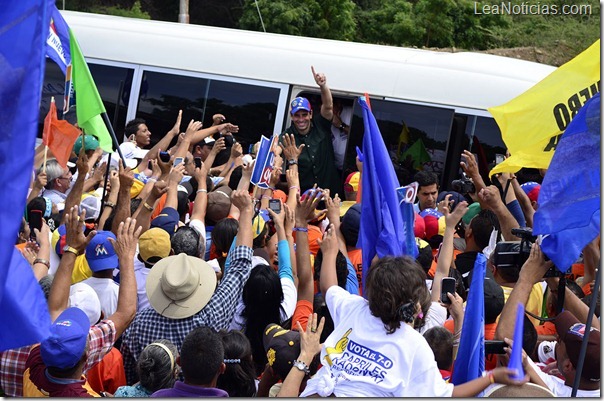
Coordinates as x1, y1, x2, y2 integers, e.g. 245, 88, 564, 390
239, 0, 356, 41
354, 0, 423, 46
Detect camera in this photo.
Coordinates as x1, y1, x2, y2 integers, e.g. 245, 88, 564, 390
451, 173, 475, 194
493, 227, 562, 278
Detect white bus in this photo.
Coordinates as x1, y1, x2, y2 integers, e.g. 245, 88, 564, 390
41, 11, 556, 187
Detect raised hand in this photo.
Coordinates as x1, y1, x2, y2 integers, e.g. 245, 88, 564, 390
280, 133, 304, 161
168, 110, 183, 137
231, 189, 253, 212
64, 205, 96, 254
318, 223, 338, 256
311, 65, 327, 87
108, 217, 142, 260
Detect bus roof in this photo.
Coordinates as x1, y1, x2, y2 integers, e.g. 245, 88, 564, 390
63, 11, 556, 111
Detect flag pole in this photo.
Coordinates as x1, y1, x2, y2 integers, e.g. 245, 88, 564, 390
571, 268, 601, 396
43, 146, 48, 174
101, 112, 125, 164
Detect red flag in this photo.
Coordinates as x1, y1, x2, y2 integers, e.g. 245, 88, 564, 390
42, 98, 81, 168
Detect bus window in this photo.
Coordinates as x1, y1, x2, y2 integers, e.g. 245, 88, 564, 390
136, 71, 210, 145
39, 61, 134, 141
205, 80, 281, 149
136, 71, 282, 150
459, 114, 506, 184
88, 63, 133, 135
344, 99, 454, 186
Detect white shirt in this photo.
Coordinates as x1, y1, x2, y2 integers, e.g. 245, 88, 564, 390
300, 286, 453, 397
133, 256, 150, 312
81, 276, 119, 318
330, 106, 352, 170
528, 356, 600, 397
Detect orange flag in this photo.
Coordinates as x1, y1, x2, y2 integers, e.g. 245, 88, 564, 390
42, 98, 81, 168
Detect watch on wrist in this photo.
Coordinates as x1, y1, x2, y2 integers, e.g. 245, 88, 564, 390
288, 159, 298, 166
292, 359, 310, 375
63, 245, 79, 256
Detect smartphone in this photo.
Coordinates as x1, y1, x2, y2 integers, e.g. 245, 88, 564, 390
268, 199, 281, 214
159, 151, 171, 163
440, 277, 456, 304
279, 173, 287, 183
485, 340, 507, 355
147, 160, 153, 170
194, 157, 202, 169
495, 153, 505, 165
173, 157, 184, 166
29, 210, 43, 238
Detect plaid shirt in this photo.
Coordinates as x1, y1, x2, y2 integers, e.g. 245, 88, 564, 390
121, 245, 252, 385
0, 320, 116, 397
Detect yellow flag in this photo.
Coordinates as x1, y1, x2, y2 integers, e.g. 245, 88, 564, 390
489, 40, 600, 175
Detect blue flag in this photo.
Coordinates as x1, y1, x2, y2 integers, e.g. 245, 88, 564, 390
451, 253, 486, 385
357, 96, 406, 292
508, 303, 525, 380
533, 93, 600, 272
396, 183, 419, 259
0, 0, 53, 351
46, 5, 71, 73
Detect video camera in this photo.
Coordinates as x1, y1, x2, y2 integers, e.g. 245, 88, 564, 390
493, 227, 563, 278
451, 173, 475, 194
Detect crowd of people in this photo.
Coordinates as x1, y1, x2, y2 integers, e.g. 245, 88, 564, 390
3, 67, 600, 397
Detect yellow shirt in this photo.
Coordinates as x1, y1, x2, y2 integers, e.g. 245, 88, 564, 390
499, 283, 544, 327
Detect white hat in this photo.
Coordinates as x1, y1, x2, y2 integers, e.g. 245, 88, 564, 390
119, 141, 148, 160
146, 253, 217, 319
80, 194, 102, 221
102, 152, 138, 170
69, 282, 101, 326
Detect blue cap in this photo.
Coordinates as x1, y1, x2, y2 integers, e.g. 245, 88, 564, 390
41, 307, 90, 369
150, 207, 180, 238
85, 231, 118, 272
290, 97, 311, 114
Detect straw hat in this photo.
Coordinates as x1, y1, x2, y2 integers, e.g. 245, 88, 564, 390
146, 253, 217, 319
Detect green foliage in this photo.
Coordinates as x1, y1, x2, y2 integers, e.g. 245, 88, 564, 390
354, 0, 424, 46
239, 0, 356, 41
89, 0, 150, 19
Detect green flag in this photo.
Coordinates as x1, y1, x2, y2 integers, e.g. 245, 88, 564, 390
400, 138, 431, 170
68, 29, 113, 152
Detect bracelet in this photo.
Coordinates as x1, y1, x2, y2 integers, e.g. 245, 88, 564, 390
33, 258, 50, 269
196, 189, 208, 194
261, 195, 271, 200
143, 202, 154, 212
292, 360, 310, 375
147, 177, 157, 183
289, 186, 300, 192
487, 371, 495, 384
104, 201, 116, 208
293, 227, 308, 232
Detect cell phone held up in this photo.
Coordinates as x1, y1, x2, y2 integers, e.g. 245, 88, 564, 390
29, 210, 43, 239
485, 340, 507, 355
194, 157, 202, 169
268, 199, 281, 214
159, 151, 171, 163
440, 277, 456, 304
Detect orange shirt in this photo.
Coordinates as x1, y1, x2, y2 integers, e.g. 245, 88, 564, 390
347, 248, 363, 296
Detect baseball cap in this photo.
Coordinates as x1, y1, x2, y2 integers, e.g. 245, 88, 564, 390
150, 207, 180, 238
69, 282, 101, 326
462, 202, 482, 225
420, 208, 445, 240
73, 135, 99, 155
252, 215, 267, 239
138, 227, 172, 265
263, 323, 301, 379
436, 191, 466, 212
520, 182, 541, 203
414, 213, 426, 238
85, 231, 118, 272
344, 172, 360, 193
555, 310, 600, 382
80, 194, 101, 222
290, 97, 311, 114
41, 307, 90, 369
119, 141, 148, 160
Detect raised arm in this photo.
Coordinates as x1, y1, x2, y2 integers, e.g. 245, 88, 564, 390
319, 224, 339, 296
111, 161, 135, 236
61, 145, 89, 225
460, 150, 487, 195
311, 66, 333, 121
98, 169, 119, 230
164, 163, 185, 210
228, 160, 254, 220
432, 199, 468, 302
509, 173, 534, 227
140, 110, 182, 167
494, 243, 552, 341
48, 206, 96, 321
107, 217, 141, 338
232, 190, 254, 248
478, 186, 520, 241
295, 193, 320, 304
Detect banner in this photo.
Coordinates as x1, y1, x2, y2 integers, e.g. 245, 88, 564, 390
43, 97, 82, 168
396, 182, 419, 259
0, 0, 53, 351
489, 40, 600, 175
534, 93, 600, 272
250, 135, 278, 189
